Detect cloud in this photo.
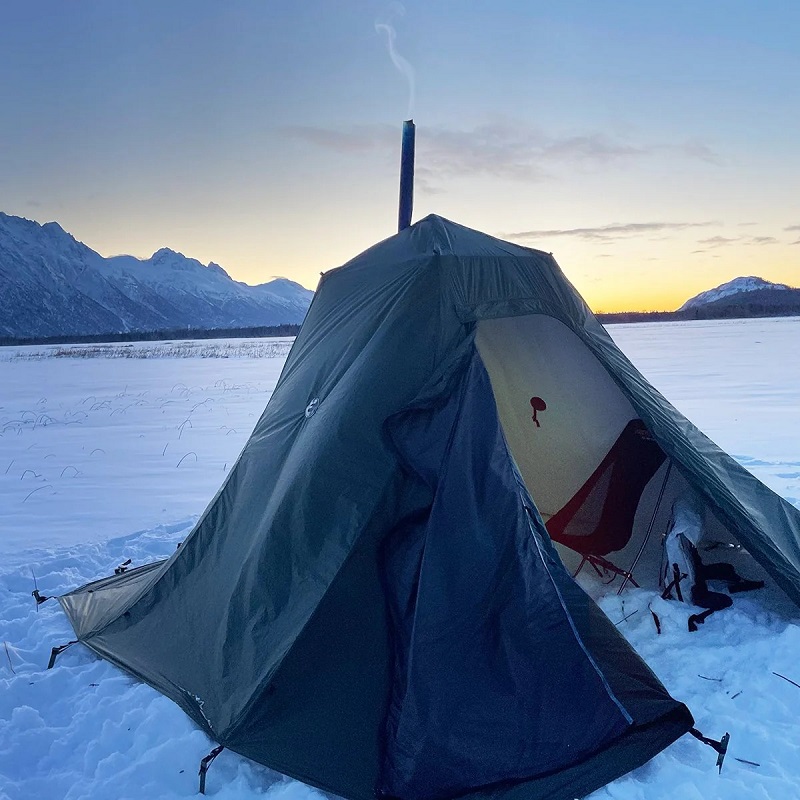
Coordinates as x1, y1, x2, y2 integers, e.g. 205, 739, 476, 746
697, 234, 781, 248
504, 221, 717, 244
784, 224, 800, 231
280, 122, 720, 188
413, 167, 446, 195
697, 235, 740, 247
539, 134, 644, 162
281, 124, 396, 154
674, 139, 722, 165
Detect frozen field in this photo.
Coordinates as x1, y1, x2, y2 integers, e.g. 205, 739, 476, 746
0, 338, 293, 550
1, 319, 799, 800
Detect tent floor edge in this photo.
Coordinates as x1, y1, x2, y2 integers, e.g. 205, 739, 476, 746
225, 707, 693, 800
456, 706, 694, 800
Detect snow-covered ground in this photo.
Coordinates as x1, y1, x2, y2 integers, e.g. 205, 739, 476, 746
0, 338, 292, 551
1, 320, 799, 800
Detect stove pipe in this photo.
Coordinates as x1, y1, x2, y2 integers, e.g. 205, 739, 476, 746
398, 119, 415, 232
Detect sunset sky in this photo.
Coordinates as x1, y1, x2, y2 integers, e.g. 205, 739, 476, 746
2, 1, 799, 312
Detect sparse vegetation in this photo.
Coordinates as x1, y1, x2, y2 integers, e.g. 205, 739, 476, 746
7, 339, 293, 361
0, 323, 301, 348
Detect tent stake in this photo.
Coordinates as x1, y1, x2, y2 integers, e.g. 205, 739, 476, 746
31, 568, 50, 610
689, 728, 730, 773
47, 640, 77, 669
198, 745, 224, 794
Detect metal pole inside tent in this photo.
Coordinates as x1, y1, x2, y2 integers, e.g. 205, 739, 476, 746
398, 119, 415, 231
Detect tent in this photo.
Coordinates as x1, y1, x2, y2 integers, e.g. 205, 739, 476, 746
60, 215, 800, 800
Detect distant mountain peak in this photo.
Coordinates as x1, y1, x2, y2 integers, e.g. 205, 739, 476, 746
679, 276, 793, 311
151, 247, 187, 263
41, 220, 67, 235
207, 261, 231, 279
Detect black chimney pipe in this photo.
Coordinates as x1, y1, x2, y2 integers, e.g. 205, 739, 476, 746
398, 119, 415, 232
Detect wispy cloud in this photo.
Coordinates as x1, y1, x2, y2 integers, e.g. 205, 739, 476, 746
697, 235, 740, 247
280, 122, 720, 188
413, 169, 446, 195
785, 224, 800, 231
674, 138, 722, 165
698, 234, 780, 247
504, 221, 717, 244
281, 124, 396, 154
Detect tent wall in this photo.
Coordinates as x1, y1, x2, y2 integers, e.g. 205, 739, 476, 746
226, 513, 393, 800
477, 314, 636, 516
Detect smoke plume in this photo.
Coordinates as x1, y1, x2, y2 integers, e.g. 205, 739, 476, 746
375, 4, 415, 118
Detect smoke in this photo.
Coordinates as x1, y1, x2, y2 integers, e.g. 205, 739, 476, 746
375, 4, 415, 118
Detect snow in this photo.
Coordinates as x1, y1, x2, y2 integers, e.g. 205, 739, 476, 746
1, 319, 800, 800
0, 338, 292, 551
608, 317, 800, 507
678, 276, 792, 311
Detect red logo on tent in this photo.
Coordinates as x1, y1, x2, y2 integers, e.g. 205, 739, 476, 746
530, 396, 547, 428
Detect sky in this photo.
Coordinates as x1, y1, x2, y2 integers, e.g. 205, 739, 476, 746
1, 1, 799, 312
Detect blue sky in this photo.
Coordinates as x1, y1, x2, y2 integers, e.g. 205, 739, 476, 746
2, 1, 798, 310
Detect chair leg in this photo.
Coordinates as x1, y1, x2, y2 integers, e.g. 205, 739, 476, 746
572, 556, 588, 579
587, 555, 640, 588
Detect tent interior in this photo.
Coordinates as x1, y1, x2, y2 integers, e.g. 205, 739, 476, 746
476, 313, 774, 595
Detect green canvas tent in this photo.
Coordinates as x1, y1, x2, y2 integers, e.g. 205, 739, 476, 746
61, 215, 800, 800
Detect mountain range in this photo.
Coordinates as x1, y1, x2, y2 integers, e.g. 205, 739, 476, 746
0, 212, 313, 339
1, 212, 798, 341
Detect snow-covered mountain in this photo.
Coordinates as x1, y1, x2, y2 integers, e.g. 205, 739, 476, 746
0, 212, 314, 339
679, 276, 793, 311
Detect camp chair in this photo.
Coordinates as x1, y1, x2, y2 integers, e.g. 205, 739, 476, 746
546, 419, 667, 585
